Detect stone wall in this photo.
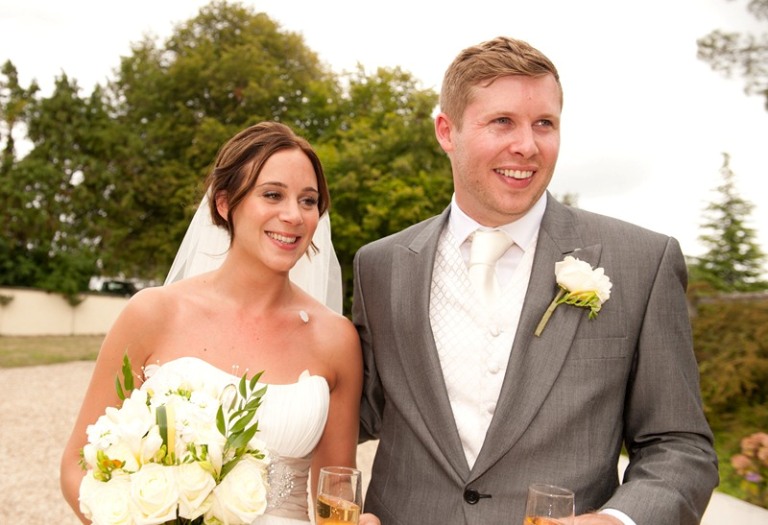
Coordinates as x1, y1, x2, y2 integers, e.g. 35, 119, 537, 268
0, 287, 128, 336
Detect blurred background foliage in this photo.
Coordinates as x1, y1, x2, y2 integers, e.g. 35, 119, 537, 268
0, 1, 452, 305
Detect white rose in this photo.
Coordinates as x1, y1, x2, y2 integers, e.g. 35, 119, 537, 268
555, 256, 612, 302
79, 472, 134, 525
129, 463, 179, 524
535, 256, 613, 336
206, 456, 269, 524
176, 462, 216, 520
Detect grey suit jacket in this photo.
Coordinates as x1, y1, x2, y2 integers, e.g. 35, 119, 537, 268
352, 194, 718, 525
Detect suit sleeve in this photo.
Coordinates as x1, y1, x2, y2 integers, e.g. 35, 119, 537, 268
353, 247, 384, 442
604, 237, 719, 524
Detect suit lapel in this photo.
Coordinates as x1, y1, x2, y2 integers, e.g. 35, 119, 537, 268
390, 209, 472, 478
472, 196, 603, 477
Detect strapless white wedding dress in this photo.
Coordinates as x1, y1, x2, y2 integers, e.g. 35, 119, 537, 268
142, 356, 330, 524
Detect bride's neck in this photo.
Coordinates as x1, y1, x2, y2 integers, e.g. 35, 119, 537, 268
210, 259, 294, 309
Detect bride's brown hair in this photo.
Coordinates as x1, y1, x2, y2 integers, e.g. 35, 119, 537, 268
204, 121, 330, 245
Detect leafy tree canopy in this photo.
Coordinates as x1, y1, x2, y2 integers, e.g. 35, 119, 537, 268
697, 0, 768, 110
0, 0, 451, 304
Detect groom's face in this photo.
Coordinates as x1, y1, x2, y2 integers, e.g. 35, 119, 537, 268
435, 74, 561, 227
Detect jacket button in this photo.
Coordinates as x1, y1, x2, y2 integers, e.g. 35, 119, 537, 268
464, 489, 480, 504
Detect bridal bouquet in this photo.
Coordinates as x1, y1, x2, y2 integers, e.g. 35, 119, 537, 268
79, 356, 270, 525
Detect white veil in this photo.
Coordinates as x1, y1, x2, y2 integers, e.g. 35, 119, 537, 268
164, 194, 344, 314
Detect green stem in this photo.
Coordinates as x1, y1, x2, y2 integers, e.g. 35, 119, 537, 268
534, 288, 566, 337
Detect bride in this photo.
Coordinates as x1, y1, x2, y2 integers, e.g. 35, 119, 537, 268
61, 122, 378, 525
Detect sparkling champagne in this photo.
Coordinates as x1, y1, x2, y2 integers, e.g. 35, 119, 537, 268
315, 494, 361, 524
524, 517, 568, 525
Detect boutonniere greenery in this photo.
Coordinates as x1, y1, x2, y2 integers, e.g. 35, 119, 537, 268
534, 255, 612, 337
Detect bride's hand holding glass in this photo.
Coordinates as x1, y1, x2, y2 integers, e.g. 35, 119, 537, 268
315, 466, 363, 525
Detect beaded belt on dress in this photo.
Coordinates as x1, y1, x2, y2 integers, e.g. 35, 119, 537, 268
265, 455, 312, 521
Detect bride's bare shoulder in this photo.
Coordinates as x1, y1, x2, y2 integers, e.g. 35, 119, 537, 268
120, 278, 197, 320
300, 297, 358, 350
115, 286, 168, 324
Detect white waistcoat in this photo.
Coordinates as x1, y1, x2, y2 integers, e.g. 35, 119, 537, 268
429, 227, 536, 469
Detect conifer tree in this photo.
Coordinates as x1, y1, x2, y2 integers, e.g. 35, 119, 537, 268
692, 152, 768, 292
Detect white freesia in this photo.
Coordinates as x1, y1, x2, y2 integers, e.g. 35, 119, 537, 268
170, 392, 223, 455
206, 455, 269, 524
103, 441, 141, 473
139, 426, 164, 464
129, 462, 179, 524
535, 255, 613, 336
86, 389, 152, 453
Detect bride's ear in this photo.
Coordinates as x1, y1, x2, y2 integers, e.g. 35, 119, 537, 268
214, 191, 229, 222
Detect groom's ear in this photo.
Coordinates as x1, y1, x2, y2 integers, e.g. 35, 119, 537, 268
214, 191, 229, 222
434, 112, 456, 154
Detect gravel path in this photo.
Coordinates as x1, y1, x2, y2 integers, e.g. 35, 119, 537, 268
0, 361, 377, 524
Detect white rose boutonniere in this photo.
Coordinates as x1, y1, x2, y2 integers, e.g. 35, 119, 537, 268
534, 255, 612, 337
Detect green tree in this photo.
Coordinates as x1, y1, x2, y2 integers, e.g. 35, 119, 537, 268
0, 60, 39, 174
691, 152, 767, 292
320, 66, 452, 304
2, 0, 454, 301
98, 0, 342, 280
697, 0, 768, 110
0, 74, 120, 299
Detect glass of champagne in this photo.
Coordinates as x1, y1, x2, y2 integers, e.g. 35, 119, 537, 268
315, 466, 362, 525
523, 483, 575, 525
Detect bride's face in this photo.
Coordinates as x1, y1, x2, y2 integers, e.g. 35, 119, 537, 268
224, 148, 321, 272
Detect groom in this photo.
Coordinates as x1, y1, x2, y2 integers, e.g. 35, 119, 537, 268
352, 36, 718, 525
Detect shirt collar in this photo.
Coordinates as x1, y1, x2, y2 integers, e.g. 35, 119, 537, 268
448, 192, 547, 251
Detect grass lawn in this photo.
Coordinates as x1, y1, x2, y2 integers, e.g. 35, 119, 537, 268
0, 334, 103, 367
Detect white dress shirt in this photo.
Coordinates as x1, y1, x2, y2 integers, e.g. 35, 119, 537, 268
448, 193, 546, 283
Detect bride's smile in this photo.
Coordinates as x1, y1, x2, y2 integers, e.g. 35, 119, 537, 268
220, 148, 321, 271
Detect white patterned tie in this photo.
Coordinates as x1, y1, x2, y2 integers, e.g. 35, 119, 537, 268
469, 229, 514, 305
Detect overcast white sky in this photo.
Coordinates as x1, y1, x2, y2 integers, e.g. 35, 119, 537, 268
2, 0, 767, 263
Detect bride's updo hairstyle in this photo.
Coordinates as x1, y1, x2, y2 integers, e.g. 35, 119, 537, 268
205, 121, 330, 244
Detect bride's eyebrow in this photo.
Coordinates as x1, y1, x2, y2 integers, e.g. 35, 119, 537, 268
255, 181, 319, 193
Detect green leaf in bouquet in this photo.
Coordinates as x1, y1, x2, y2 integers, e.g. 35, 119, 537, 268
229, 422, 260, 450
245, 394, 265, 411
249, 371, 264, 391
115, 376, 125, 401
157, 405, 175, 462
115, 353, 135, 401
238, 374, 248, 399
229, 408, 258, 434
216, 405, 226, 435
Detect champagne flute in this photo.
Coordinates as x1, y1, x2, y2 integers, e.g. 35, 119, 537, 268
523, 483, 575, 525
315, 466, 362, 525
